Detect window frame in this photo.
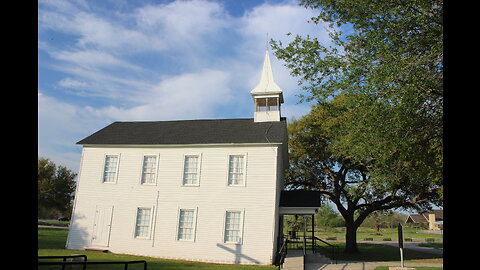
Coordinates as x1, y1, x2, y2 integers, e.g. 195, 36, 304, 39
226, 153, 247, 187
181, 153, 202, 187
255, 97, 279, 112
139, 154, 160, 186
176, 207, 198, 242
101, 154, 121, 184
133, 206, 155, 240
222, 209, 245, 245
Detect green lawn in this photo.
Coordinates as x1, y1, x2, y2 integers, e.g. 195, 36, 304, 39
292, 226, 443, 242
374, 267, 442, 270
286, 240, 442, 264
314, 241, 442, 263
39, 227, 442, 269
38, 228, 275, 270
418, 243, 443, 250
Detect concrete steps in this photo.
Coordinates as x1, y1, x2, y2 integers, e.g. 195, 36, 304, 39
283, 250, 304, 270
305, 253, 332, 264
283, 250, 333, 270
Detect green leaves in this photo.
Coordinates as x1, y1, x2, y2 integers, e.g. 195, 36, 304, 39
276, 0, 442, 210
38, 158, 77, 217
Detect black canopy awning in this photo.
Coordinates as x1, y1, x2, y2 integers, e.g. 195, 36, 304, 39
279, 190, 321, 207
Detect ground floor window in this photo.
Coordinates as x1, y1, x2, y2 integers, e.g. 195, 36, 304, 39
134, 207, 152, 238
178, 209, 196, 241
224, 210, 242, 243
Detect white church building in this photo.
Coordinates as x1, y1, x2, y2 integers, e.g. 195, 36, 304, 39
66, 51, 321, 265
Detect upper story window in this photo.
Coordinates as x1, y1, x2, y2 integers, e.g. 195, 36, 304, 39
255, 97, 279, 112
182, 155, 200, 186
103, 155, 119, 183
141, 155, 158, 185
228, 155, 246, 186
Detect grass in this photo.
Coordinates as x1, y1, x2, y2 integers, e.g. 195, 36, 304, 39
38, 228, 69, 249
38, 220, 70, 227
299, 241, 442, 264
39, 227, 442, 269
297, 227, 444, 242
418, 243, 443, 250
374, 267, 443, 270
38, 228, 275, 270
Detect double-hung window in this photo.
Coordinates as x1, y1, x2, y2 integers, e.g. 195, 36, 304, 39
228, 155, 246, 186
141, 155, 158, 185
224, 210, 243, 244
134, 207, 152, 238
103, 155, 119, 183
183, 155, 200, 186
177, 209, 196, 241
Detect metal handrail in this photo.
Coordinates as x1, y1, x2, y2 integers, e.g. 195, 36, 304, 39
274, 237, 288, 269
313, 236, 337, 264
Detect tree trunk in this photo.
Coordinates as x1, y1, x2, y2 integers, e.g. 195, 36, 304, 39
344, 223, 359, 253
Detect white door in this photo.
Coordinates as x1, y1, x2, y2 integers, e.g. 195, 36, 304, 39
92, 205, 114, 247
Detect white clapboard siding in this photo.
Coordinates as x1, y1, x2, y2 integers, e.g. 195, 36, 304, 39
67, 144, 284, 265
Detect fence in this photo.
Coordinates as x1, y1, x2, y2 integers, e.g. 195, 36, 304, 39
38, 254, 147, 270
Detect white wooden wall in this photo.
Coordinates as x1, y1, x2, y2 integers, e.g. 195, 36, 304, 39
67, 144, 285, 265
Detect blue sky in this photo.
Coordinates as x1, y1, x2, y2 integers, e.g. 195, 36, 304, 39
38, 0, 337, 172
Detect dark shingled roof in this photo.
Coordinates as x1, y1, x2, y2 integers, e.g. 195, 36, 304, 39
77, 118, 287, 145
279, 190, 322, 208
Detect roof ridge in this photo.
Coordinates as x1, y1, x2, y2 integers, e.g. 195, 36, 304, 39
114, 118, 255, 123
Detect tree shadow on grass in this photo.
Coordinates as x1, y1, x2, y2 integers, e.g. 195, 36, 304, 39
318, 243, 442, 262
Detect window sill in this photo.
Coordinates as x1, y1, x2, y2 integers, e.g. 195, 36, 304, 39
140, 183, 157, 186
223, 241, 242, 245
134, 236, 151, 240
177, 239, 195, 242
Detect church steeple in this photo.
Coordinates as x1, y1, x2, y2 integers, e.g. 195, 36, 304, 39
251, 50, 284, 122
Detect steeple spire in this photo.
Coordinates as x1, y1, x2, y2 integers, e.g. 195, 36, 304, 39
250, 50, 284, 102
251, 51, 284, 122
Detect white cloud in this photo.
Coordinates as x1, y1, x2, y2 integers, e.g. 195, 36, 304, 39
51, 49, 144, 73
237, 2, 324, 54
135, 0, 230, 50
91, 68, 233, 121
38, 91, 107, 172
58, 77, 87, 89
38, 0, 329, 171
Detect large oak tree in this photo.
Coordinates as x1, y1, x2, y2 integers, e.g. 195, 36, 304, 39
272, 0, 442, 253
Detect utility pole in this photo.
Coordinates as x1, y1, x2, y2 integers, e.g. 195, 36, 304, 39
398, 223, 404, 268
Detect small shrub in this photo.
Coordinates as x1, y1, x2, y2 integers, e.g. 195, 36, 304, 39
364, 238, 373, 241
426, 238, 435, 243
383, 238, 392, 241
404, 238, 412, 242
326, 237, 337, 240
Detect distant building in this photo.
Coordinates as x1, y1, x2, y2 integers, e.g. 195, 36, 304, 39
405, 209, 443, 230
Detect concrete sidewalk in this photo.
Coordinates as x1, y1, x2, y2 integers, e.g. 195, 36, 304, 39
305, 241, 443, 270
303, 241, 443, 269
306, 261, 443, 270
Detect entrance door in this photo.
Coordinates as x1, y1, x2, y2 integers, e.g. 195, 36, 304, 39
92, 205, 114, 247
